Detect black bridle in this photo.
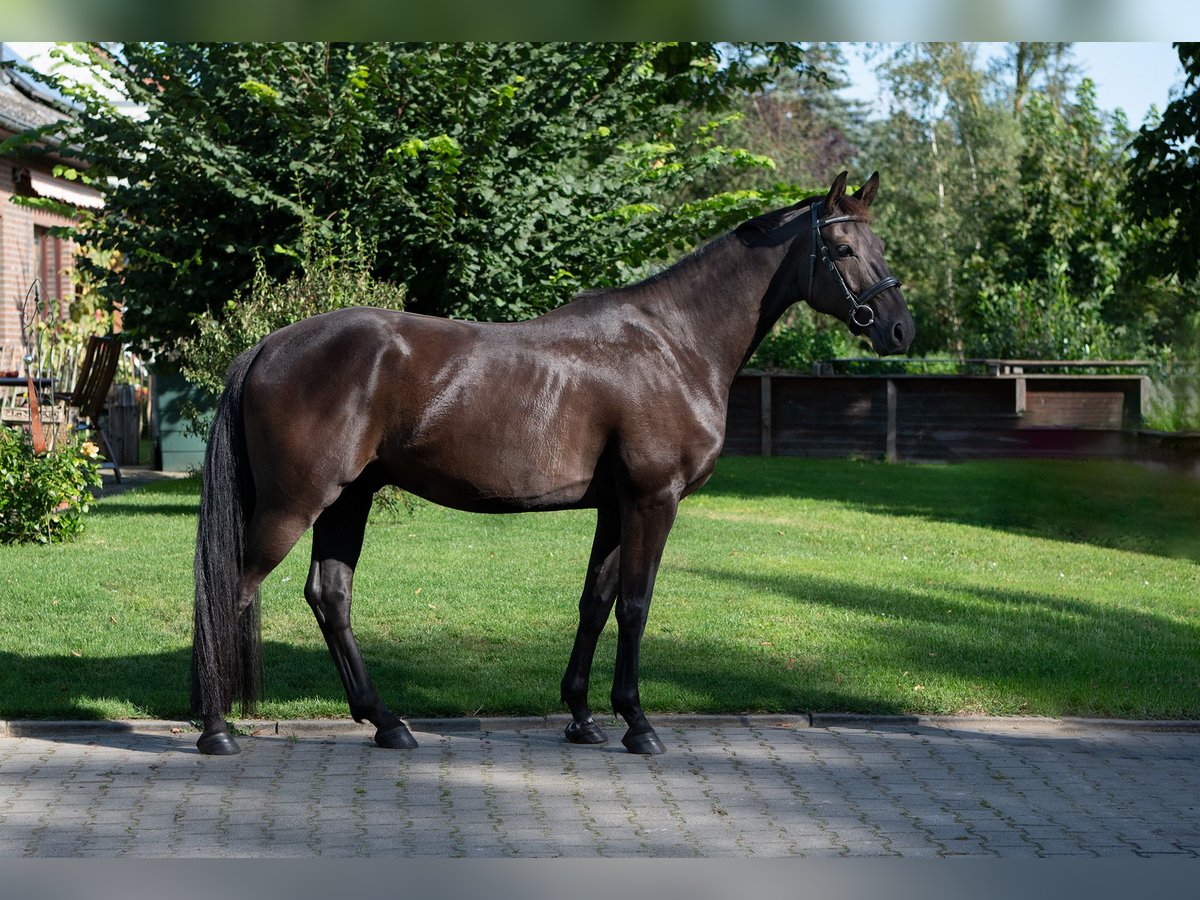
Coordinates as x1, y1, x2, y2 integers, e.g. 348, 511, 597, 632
806, 201, 901, 330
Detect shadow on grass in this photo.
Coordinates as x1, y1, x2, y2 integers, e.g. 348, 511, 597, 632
684, 564, 1200, 718
0, 634, 881, 724
4, 560, 1197, 722
702, 457, 1200, 563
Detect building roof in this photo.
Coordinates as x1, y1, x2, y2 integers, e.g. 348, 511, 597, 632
0, 44, 77, 134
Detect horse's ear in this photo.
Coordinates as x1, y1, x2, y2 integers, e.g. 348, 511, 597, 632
825, 171, 849, 211
853, 171, 880, 207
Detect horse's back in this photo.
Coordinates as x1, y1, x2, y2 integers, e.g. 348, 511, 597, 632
241, 307, 616, 512
242, 305, 726, 514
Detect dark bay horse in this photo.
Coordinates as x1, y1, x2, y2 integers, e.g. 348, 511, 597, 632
192, 171, 914, 756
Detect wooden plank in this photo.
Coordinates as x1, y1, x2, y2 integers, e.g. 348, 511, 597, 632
886, 378, 897, 463
721, 373, 1151, 462
760, 374, 772, 457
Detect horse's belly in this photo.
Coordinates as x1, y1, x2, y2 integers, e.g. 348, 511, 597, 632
383, 430, 606, 514
393, 461, 599, 513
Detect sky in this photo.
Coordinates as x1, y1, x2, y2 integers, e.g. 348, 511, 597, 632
6, 41, 1188, 128
840, 42, 1186, 125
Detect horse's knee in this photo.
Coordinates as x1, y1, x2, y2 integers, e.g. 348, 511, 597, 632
614, 595, 649, 633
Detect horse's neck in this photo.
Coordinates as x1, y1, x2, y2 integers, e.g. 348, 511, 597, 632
639, 233, 799, 390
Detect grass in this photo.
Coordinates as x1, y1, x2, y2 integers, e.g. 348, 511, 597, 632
0, 457, 1197, 722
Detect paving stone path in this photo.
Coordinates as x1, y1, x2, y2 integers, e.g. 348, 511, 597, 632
2, 718, 1197, 857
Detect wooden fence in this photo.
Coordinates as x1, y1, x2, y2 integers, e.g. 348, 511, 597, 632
722, 371, 1196, 471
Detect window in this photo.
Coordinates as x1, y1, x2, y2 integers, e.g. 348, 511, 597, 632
33, 226, 68, 316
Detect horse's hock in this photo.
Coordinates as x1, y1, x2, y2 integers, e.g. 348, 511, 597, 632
723, 370, 1193, 469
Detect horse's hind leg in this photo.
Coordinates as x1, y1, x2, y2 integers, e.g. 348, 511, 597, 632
198, 503, 312, 755
306, 480, 416, 750
560, 507, 621, 745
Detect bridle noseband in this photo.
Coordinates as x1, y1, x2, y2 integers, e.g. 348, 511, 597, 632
806, 201, 901, 330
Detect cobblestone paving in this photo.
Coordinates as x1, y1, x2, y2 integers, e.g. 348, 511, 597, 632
2, 719, 1198, 858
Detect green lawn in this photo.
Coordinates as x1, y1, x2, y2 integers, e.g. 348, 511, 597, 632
1, 458, 1197, 721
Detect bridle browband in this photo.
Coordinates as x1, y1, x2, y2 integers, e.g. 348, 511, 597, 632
806, 201, 901, 330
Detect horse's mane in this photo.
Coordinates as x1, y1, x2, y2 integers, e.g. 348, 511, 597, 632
570, 193, 871, 304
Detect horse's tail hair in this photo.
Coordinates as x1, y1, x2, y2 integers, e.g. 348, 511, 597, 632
190, 342, 266, 721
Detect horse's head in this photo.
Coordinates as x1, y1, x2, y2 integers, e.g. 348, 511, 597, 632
802, 171, 913, 356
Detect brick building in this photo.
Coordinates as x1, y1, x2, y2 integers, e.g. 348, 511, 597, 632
0, 44, 102, 352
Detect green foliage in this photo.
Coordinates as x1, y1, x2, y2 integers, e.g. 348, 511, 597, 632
0, 429, 103, 545
968, 81, 1200, 361
863, 43, 1024, 355
1145, 313, 1200, 432
682, 45, 868, 198
747, 307, 857, 371
176, 227, 405, 403
1126, 43, 1200, 282
6, 42, 817, 346
972, 255, 1115, 360
863, 44, 1188, 364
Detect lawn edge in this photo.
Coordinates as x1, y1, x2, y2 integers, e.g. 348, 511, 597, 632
5, 713, 1200, 739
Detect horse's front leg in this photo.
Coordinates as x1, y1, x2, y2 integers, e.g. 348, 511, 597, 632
611, 498, 678, 755
561, 507, 621, 744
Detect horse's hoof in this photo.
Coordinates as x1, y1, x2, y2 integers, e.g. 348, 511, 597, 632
375, 723, 418, 750
565, 717, 609, 745
621, 729, 666, 755
197, 730, 241, 756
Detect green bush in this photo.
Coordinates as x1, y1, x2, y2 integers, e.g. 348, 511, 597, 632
0, 428, 103, 545
174, 228, 420, 515
1145, 313, 1200, 433
177, 229, 407, 402
747, 306, 858, 371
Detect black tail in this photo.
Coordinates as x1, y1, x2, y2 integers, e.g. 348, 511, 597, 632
190, 344, 266, 721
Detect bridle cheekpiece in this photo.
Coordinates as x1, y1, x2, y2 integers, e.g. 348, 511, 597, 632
806, 201, 900, 330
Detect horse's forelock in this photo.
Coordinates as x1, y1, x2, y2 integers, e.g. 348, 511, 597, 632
837, 195, 873, 221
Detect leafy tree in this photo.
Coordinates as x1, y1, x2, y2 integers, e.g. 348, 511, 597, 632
863, 43, 1023, 355
4, 42, 820, 348
966, 82, 1134, 358
688, 44, 867, 193
861, 42, 1182, 360
1002, 42, 1076, 115
1126, 43, 1200, 283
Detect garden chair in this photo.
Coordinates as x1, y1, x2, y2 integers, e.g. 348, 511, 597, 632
55, 334, 123, 483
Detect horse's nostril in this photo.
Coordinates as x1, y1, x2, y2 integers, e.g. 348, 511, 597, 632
892, 322, 905, 346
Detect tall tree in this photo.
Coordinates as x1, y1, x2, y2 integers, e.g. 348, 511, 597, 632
1004, 42, 1074, 115
968, 81, 1142, 358
3, 42, 820, 347
1126, 43, 1200, 282
863, 42, 1022, 355
694, 44, 867, 192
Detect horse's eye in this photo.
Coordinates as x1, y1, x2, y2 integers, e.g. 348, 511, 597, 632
837, 244, 854, 258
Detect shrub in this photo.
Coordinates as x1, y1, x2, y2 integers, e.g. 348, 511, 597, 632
1145, 313, 1200, 432
174, 229, 419, 514
747, 306, 858, 371
176, 230, 407, 402
0, 428, 103, 544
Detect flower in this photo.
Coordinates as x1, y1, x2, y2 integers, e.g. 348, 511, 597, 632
80, 441, 100, 459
